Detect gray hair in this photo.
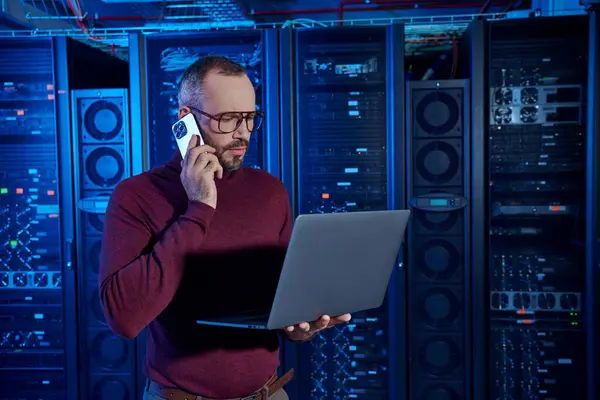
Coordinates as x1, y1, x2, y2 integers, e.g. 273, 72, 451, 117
177, 55, 247, 109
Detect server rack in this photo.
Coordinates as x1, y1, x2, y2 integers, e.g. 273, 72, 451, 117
454, 14, 600, 399
0, 36, 129, 400
132, 29, 280, 175
475, 15, 592, 400
406, 76, 473, 400
0, 36, 77, 400
279, 24, 406, 400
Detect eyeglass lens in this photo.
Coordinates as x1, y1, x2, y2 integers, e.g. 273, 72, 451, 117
218, 112, 263, 133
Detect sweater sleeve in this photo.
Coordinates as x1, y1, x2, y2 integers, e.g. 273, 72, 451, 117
98, 182, 215, 339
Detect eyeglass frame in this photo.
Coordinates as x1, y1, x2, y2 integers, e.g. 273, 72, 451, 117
188, 106, 265, 134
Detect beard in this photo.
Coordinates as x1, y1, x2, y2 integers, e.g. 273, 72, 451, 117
204, 136, 249, 171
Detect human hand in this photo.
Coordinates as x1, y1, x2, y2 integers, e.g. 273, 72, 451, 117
283, 314, 352, 342
180, 135, 224, 209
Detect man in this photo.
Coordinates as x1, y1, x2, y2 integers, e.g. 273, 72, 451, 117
99, 55, 351, 400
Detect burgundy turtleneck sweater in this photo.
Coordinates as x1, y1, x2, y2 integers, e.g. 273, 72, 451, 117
99, 151, 292, 398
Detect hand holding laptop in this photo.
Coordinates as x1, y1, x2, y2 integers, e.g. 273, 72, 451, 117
283, 313, 352, 342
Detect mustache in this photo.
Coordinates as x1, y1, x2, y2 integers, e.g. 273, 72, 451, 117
224, 139, 249, 150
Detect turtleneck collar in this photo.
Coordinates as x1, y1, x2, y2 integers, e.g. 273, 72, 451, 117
166, 150, 242, 179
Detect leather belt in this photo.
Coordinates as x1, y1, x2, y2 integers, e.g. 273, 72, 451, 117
147, 369, 294, 400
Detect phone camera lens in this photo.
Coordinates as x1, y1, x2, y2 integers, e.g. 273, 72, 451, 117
174, 121, 187, 139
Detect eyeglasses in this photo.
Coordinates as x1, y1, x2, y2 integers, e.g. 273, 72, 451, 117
189, 106, 264, 134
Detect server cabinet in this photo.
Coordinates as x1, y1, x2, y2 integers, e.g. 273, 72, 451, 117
0, 37, 78, 400
479, 15, 590, 400
279, 25, 406, 400
135, 29, 280, 175
405, 78, 471, 400
0, 36, 130, 400
70, 88, 135, 400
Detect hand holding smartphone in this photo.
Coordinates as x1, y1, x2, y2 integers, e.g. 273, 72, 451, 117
172, 113, 223, 209
172, 113, 205, 158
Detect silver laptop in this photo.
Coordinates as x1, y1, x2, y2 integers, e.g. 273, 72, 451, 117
195, 210, 410, 330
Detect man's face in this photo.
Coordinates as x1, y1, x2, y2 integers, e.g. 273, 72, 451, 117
178, 71, 255, 171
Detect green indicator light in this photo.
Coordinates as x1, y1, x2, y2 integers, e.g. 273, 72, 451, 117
0, 188, 7, 194
10, 240, 17, 248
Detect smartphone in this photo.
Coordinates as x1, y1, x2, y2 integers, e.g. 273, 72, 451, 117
171, 113, 205, 158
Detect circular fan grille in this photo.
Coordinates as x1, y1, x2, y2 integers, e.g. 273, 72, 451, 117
494, 88, 513, 105
415, 141, 460, 185
494, 107, 512, 124
85, 147, 125, 188
520, 87, 539, 105
519, 106, 538, 123
91, 331, 129, 369
417, 287, 460, 329
418, 335, 461, 376
84, 100, 124, 141
416, 238, 460, 281
415, 91, 460, 136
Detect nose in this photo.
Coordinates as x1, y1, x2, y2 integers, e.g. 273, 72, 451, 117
233, 122, 251, 140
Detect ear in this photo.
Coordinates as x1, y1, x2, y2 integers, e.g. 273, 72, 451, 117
178, 106, 192, 120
